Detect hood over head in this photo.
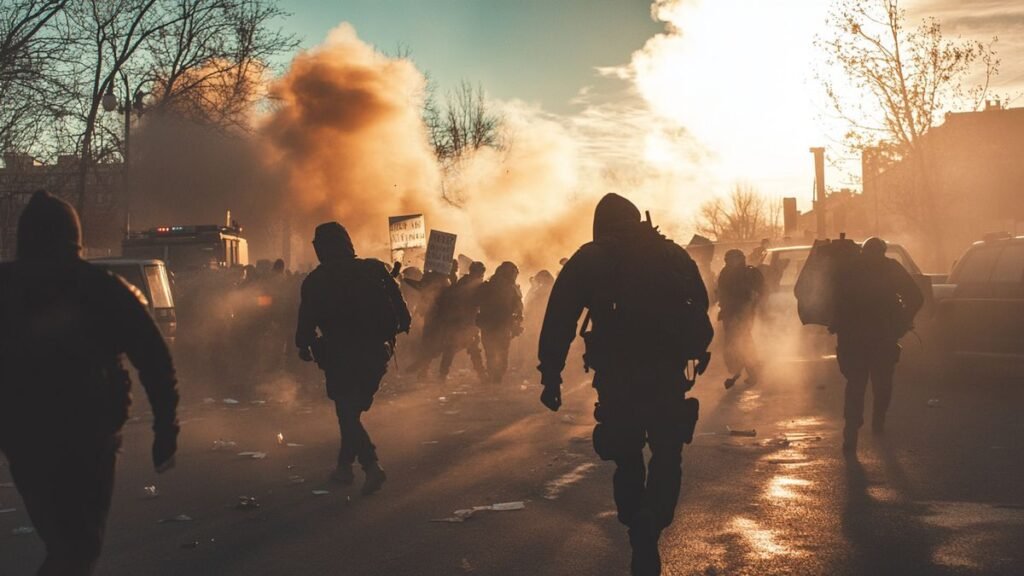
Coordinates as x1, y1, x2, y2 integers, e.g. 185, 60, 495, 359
593, 193, 641, 242
17, 190, 82, 261
494, 261, 519, 282
313, 221, 356, 263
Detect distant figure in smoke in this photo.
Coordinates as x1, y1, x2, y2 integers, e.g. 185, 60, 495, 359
405, 264, 456, 377
833, 237, 922, 454
517, 269, 555, 369
538, 193, 712, 576
476, 261, 524, 384
0, 191, 179, 575
295, 222, 411, 494
438, 261, 487, 383
749, 237, 770, 267
717, 249, 764, 389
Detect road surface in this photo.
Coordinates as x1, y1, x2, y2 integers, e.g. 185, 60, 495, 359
2, 342, 1023, 575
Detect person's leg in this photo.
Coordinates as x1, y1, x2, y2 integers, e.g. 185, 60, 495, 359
838, 343, 870, 452
492, 332, 511, 383
481, 329, 497, 381
439, 341, 455, 380
644, 413, 685, 532
739, 316, 759, 384
9, 436, 119, 576
466, 331, 486, 380
870, 343, 899, 433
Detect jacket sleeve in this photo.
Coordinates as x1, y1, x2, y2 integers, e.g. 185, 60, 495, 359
381, 264, 412, 333
891, 259, 924, 325
107, 274, 178, 437
295, 275, 318, 349
537, 247, 595, 377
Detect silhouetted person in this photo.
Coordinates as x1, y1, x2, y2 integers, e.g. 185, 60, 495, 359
518, 269, 555, 369
438, 261, 487, 382
749, 237, 770, 266
538, 193, 711, 576
0, 191, 179, 575
717, 249, 764, 389
296, 222, 411, 494
405, 265, 455, 377
477, 261, 523, 384
833, 237, 923, 454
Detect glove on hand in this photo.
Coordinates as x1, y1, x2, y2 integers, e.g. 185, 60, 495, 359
540, 385, 562, 412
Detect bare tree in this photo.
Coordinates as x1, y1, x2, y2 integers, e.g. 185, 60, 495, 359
0, 0, 70, 152
696, 184, 781, 242
426, 80, 503, 163
817, 0, 999, 263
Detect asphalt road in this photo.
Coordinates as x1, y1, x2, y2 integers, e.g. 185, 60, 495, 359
2, 339, 1023, 576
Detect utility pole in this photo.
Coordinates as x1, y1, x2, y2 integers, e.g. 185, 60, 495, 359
810, 147, 826, 239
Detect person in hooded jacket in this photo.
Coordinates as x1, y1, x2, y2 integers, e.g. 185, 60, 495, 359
438, 261, 487, 383
476, 261, 524, 384
295, 222, 411, 494
832, 237, 923, 454
538, 193, 710, 576
0, 191, 179, 576
717, 249, 765, 389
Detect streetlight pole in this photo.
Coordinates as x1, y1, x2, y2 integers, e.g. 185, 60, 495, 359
102, 80, 145, 236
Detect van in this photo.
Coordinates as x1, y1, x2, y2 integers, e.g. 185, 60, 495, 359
90, 258, 177, 342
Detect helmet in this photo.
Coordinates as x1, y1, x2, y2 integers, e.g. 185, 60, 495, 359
724, 249, 746, 265
469, 261, 486, 276
862, 237, 887, 258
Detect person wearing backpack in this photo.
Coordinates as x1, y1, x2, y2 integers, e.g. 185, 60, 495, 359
833, 237, 922, 454
717, 249, 765, 389
296, 222, 411, 494
537, 193, 712, 576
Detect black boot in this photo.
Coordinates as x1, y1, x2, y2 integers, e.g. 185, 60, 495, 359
842, 428, 858, 456
361, 462, 387, 496
331, 463, 355, 485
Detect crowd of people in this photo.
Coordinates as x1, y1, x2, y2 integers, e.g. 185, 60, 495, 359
0, 190, 924, 576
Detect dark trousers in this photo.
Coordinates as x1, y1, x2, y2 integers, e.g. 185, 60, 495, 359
837, 336, 899, 435
5, 435, 120, 576
324, 347, 389, 468
334, 398, 377, 467
480, 328, 512, 383
722, 314, 758, 378
594, 377, 688, 532
439, 326, 485, 378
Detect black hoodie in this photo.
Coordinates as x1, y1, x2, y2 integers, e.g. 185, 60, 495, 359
0, 192, 178, 446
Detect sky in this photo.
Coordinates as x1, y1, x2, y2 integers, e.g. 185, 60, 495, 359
274, 0, 1024, 207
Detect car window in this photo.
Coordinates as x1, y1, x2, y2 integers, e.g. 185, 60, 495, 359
145, 265, 174, 309
991, 244, 1024, 283
951, 247, 1001, 284
104, 265, 149, 300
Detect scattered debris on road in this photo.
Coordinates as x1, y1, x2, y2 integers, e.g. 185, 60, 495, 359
158, 514, 193, 523
927, 398, 941, 408
431, 501, 526, 523
728, 427, 758, 437
222, 398, 240, 405
211, 440, 238, 451
237, 451, 267, 460
311, 490, 330, 496
235, 496, 260, 510
142, 485, 160, 499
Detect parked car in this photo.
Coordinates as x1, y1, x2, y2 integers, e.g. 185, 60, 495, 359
90, 258, 177, 342
934, 233, 1024, 378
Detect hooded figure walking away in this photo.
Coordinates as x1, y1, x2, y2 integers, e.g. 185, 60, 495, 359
717, 249, 764, 389
295, 222, 411, 494
0, 191, 179, 575
538, 193, 712, 576
476, 261, 524, 384
833, 237, 922, 454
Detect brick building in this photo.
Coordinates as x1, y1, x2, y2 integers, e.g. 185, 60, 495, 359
0, 154, 125, 260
